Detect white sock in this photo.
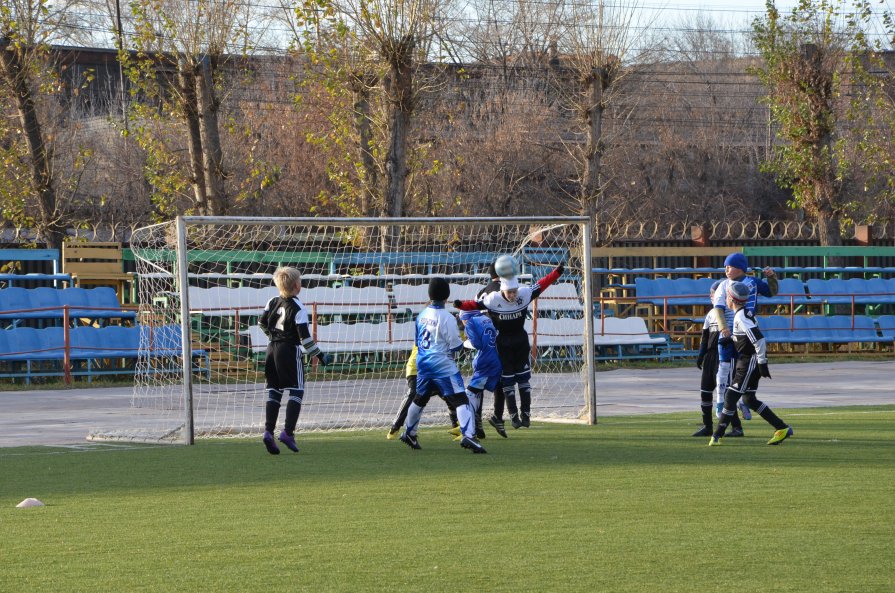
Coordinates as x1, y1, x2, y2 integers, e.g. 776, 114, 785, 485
405, 402, 423, 436
456, 402, 475, 438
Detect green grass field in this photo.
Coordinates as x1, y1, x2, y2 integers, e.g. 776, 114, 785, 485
2, 406, 893, 593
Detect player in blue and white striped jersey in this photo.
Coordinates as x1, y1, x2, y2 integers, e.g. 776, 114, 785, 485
401, 278, 486, 454
692, 281, 743, 437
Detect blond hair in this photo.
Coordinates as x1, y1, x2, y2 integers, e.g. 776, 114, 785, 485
273, 267, 302, 298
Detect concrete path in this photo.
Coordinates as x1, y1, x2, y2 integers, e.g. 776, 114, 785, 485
1, 360, 892, 447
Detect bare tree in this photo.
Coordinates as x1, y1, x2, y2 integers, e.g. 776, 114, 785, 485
552, 0, 659, 239
127, 0, 272, 217
0, 0, 96, 248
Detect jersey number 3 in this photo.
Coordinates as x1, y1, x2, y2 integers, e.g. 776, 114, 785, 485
419, 328, 432, 349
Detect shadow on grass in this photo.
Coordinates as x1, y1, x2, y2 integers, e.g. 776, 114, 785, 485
2, 405, 893, 499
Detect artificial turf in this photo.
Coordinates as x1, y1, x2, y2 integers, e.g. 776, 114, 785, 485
2, 405, 893, 593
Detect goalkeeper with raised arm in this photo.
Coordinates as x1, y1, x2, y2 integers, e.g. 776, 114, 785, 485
454, 260, 564, 429
709, 281, 793, 446
258, 267, 330, 455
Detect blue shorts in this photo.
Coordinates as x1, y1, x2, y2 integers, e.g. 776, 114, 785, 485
416, 372, 465, 398
718, 340, 736, 363
468, 368, 501, 393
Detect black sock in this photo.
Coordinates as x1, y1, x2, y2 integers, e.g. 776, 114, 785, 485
265, 389, 283, 433
493, 386, 506, 420
519, 386, 532, 416
758, 407, 787, 431
504, 385, 519, 416
712, 413, 735, 439
285, 390, 302, 435
700, 403, 713, 428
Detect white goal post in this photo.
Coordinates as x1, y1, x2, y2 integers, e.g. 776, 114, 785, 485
94, 216, 595, 444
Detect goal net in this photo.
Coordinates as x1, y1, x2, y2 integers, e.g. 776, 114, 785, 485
91, 217, 594, 443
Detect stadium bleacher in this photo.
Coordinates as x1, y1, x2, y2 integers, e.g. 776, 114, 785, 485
0, 286, 135, 326
0, 324, 209, 383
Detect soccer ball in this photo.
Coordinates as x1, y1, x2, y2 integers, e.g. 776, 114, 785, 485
494, 255, 518, 279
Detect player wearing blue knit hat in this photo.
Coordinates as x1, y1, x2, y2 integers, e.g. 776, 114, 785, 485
691, 280, 744, 437
710, 252, 779, 433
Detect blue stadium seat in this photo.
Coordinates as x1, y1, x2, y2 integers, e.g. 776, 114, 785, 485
828, 315, 885, 343
877, 315, 895, 340
758, 278, 810, 307
806, 279, 852, 305
634, 278, 659, 305
757, 315, 790, 343
58, 287, 93, 318
792, 315, 823, 343
695, 277, 717, 295
98, 326, 140, 357
845, 278, 875, 305
862, 278, 895, 305
30, 287, 61, 314
8, 327, 52, 360
671, 278, 702, 305
0, 287, 31, 319
806, 315, 842, 344
70, 326, 104, 359
37, 327, 66, 360
85, 287, 136, 320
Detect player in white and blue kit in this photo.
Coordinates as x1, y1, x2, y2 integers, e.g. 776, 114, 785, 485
711, 253, 778, 429
459, 309, 507, 438
401, 278, 486, 454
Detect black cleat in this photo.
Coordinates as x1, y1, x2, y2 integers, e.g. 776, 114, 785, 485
520, 413, 531, 428
400, 432, 421, 450
510, 414, 523, 429
692, 425, 712, 437
460, 436, 487, 454
488, 415, 508, 438
727, 428, 745, 438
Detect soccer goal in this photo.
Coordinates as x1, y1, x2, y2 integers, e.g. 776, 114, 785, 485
91, 216, 595, 444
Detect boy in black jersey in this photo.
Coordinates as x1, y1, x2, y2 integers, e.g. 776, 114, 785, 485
258, 267, 330, 455
709, 281, 793, 447
455, 261, 564, 428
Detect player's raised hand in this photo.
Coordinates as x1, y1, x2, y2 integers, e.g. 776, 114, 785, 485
762, 266, 776, 278
555, 262, 565, 275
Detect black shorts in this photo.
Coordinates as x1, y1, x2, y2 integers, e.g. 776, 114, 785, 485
497, 335, 531, 376
730, 355, 761, 395
265, 341, 305, 390
700, 348, 719, 393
